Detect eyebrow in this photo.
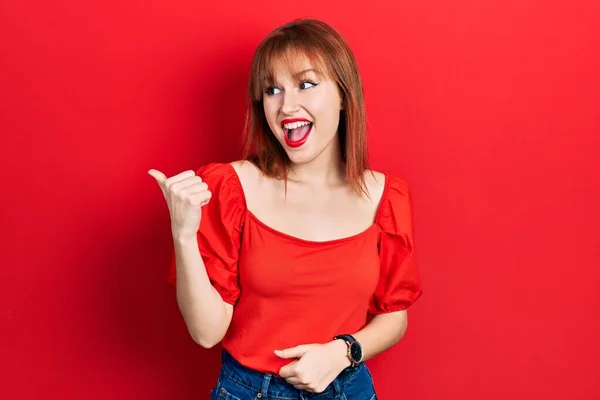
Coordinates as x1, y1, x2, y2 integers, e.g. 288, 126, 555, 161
293, 69, 319, 78
263, 68, 321, 87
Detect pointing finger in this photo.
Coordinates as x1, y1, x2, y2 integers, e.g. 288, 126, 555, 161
148, 169, 167, 185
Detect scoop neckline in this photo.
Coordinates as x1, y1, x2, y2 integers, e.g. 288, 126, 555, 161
225, 162, 390, 245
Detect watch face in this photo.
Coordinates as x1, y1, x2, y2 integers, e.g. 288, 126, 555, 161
349, 341, 363, 363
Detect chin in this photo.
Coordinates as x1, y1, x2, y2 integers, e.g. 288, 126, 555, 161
285, 149, 319, 165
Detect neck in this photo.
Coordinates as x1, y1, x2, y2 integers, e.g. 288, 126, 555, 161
287, 138, 345, 187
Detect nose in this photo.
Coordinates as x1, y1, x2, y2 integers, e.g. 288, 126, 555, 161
281, 90, 300, 115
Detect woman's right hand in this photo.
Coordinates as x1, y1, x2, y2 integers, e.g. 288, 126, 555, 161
148, 169, 212, 241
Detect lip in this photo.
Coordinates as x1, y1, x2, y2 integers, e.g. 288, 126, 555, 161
283, 123, 312, 148
280, 118, 312, 128
280, 118, 313, 149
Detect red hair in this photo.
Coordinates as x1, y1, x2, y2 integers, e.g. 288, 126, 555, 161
242, 18, 370, 195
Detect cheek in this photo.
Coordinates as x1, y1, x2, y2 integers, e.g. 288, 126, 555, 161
262, 98, 272, 118
312, 97, 341, 129
262, 99, 280, 132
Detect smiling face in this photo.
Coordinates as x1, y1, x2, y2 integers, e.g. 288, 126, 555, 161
244, 19, 370, 194
262, 54, 344, 166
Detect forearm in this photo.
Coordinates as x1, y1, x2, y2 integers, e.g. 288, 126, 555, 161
354, 310, 408, 362
325, 310, 408, 373
173, 235, 231, 348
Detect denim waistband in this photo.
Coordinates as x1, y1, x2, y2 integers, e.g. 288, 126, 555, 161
220, 349, 363, 399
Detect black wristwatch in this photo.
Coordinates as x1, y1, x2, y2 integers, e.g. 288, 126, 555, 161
333, 334, 363, 367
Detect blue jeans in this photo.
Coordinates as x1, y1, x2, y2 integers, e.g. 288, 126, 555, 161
210, 350, 378, 400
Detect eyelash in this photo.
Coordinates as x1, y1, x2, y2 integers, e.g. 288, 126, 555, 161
264, 81, 318, 96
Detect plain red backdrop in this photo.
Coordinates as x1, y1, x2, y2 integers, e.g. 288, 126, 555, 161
1, 0, 599, 399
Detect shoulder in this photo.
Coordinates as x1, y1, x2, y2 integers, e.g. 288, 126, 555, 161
196, 162, 234, 181
363, 169, 386, 202
369, 169, 413, 232
364, 168, 411, 207
364, 169, 411, 199
195, 162, 246, 206
196, 161, 256, 185
229, 159, 275, 211
229, 159, 263, 186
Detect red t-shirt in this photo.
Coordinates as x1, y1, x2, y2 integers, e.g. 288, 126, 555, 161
169, 163, 423, 374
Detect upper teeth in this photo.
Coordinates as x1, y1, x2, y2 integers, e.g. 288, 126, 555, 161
283, 121, 311, 130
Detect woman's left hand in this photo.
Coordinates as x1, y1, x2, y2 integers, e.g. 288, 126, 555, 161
274, 340, 351, 393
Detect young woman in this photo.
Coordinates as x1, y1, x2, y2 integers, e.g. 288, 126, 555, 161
149, 18, 423, 400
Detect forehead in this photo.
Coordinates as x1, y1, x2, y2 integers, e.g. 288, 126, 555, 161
264, 49, 330, 83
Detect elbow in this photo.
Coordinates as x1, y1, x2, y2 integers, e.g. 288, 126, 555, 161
397, 313, 408, 341
190, 329, 224, 349
390, 309, 408, 343
191, 335, 219, 349
195, 338, 219, 349
395, 325, 407, 344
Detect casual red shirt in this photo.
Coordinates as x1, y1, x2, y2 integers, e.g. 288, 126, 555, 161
169, 163, 423, 374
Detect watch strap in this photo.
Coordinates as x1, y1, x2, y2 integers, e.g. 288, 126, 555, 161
333, 334, 361, 367
334, 334, 356, 343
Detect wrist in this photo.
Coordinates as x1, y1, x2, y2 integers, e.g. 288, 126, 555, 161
173, 233, 197, 247
333, 334, 364, 368
330, 339, 352, 369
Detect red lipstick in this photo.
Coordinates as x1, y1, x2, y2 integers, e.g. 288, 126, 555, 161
281, 118, 313, 148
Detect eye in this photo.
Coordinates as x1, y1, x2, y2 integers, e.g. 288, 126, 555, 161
264, 87, 281, 96
300, 81, 318, 90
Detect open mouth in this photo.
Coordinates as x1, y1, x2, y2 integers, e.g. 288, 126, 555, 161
281, 119, 312, 148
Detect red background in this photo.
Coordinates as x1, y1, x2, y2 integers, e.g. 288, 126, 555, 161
1, 1, 599, 399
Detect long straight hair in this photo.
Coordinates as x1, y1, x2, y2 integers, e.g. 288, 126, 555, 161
242, 18, 370, 195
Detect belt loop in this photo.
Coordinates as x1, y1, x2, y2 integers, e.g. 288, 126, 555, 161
260, 374, 272, 398
333, 378, 343, 397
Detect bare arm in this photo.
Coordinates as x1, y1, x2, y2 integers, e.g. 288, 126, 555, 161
275, 310, 409, 393
173, 234, 234, 348
353, 310, 408, 361
327, 310, 408, 368
148, 167, 235, 349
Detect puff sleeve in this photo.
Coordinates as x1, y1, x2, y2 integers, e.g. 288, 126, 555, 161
168, 163, 246, 305
369, 176, 423, 314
